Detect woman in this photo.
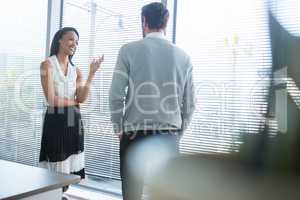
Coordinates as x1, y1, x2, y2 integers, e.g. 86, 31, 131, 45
39, 27, 103, 184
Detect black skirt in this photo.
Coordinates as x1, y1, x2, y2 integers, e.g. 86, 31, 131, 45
39, 106, 85, 178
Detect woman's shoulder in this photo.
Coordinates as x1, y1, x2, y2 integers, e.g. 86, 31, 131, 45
41, 56, 53, 70
41, 57, 51, 64
40, 59, 50, 69
40, 56, 56, 70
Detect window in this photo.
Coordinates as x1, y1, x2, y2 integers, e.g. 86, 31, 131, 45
0, 0, 48, 165
176, 0, 272, 154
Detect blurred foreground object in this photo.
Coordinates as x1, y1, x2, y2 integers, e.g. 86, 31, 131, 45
148, 154, 300, 200
148, 6, 300, 200
239, 9, 300, 173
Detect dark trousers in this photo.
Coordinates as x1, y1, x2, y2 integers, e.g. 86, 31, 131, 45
119, 130, 179, 200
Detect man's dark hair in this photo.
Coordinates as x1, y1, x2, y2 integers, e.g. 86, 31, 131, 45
141, 2, 169, 30
50, 27, 79, 66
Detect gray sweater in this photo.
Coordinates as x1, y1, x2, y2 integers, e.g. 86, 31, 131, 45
109, 32, 195, 133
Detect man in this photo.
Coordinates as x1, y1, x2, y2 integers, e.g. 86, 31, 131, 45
109, 2, 195, 200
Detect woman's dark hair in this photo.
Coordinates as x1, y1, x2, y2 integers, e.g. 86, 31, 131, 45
50, 27, 79, 66
141, 2, 169, 30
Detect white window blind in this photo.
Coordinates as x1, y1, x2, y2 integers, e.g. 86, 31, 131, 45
177, 0, 272, 154
0, 0, 48, 165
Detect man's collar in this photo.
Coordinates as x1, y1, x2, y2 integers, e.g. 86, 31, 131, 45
146, 31, 166, 39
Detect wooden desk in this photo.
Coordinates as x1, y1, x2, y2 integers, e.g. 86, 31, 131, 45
0, 159, 80, 200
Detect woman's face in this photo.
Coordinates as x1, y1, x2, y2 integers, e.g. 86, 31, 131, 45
58, 31, 78, 56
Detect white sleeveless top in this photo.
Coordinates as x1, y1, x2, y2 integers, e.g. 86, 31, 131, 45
47, 55, 77, 100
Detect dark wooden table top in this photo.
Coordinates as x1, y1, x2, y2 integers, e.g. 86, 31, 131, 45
0, 159, 80, 200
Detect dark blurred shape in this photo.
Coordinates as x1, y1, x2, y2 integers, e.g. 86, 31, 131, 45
147, 7, 300, 200
239, 10, 300, 173
270, 10, 300, 82
265, 9, 300, 172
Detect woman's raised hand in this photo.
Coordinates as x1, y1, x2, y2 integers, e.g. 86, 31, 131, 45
89, 55, 104, 76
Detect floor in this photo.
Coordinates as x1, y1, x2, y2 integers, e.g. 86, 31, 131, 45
64, 176, 122, 200
64, 180, 150, 200
64, 177, 149, 200
65, 185, 122, 200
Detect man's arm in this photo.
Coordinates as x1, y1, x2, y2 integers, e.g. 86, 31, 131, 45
181, 58, 195, 133
109, 46, 129, 134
